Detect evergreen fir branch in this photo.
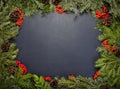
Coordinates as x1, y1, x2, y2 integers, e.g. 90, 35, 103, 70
0, 43, 19, 60
96, 53, 120, 87
33, 74, 51, 89
57, 75, 114, 89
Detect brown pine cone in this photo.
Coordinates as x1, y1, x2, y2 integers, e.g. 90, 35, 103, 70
52, 0, 61, 5
8, 66, 16, 74
42, 0, 49, 5
100, 85, 110, 89
1, 42, 10, 52
10, 10, 21, 22
50, 80, 58, 88
102, 17, 112, 26
115, 50, 120, 57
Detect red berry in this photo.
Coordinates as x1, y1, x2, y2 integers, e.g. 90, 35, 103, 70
102, 39, 108, 46
44, 76, 52, 82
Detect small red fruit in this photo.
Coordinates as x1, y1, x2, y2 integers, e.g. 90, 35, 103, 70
44, 76, 52, 82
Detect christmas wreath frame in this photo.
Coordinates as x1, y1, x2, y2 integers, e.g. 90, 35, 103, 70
0, 0, 120, 89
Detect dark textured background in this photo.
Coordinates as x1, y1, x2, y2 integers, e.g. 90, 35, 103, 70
15, 12, 100, 77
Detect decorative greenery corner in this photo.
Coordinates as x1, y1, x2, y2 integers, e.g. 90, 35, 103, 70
0, 0, 120, 89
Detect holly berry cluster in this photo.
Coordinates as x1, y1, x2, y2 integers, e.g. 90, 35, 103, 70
96, 1, 112, 26
55, 5, 65, 14
102, 39, 120, 57
16, 60, 27, 75
93, 71, 100, 79
102, 39, 117, 52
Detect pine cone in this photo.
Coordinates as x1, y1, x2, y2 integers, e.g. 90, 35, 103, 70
8, 66, 16, 74
42, 0, 49, 5
50, 80, 58, 88
10, 10, 21, 22
100, 85, 110, 89
52, 0, 61, 5
115, 50, 120, 57
102, 17, 112, 26
1, 42, 10, 52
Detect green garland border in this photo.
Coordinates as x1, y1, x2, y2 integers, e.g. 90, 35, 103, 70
0, 0, 120, 89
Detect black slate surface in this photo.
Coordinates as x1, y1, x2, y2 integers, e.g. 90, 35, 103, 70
15, 12, 100, 77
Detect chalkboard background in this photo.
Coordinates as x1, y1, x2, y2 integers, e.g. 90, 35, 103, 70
15, 12, 100, 77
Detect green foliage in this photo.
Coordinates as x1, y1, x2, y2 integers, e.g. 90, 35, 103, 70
0, 6, 19, 40
96, 17, 120, 88
60, 0, 120, 21
5, 0, 54, 16
0, 5, 35, 89
0, 68, 34, 89
0, 0, 120, 89
107, 0, 120, 20
0, 6, 19, 61
0, 43, 19, 60
97, 21, 120, 44
60, 0, 103, 15
57, 75, 114, 89
96, 54, 120, 87
33, 74, 51, 89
